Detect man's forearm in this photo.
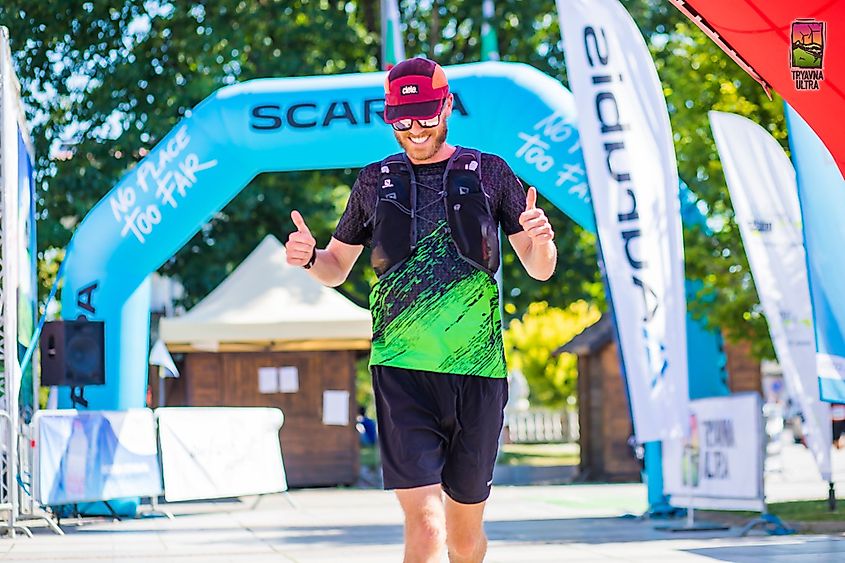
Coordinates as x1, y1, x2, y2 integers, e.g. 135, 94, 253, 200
523, 239, 557, 281
304, 248, 349, 287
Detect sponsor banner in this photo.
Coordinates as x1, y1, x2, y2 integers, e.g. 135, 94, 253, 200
157, 407, 287, 502
34, 409, 162, 505
0, 28, 20, 415
557, 0, 689, 441
785, 105, 845, 403
664, 393, 764, 511
17, 126, 37, 423
710, 110, 831, 480
1, 27, 38, 427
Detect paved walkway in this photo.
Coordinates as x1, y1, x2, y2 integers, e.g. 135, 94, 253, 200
2, 481, 844, 562
3, 440, 845, 561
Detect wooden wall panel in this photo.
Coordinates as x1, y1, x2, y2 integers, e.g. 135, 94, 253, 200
724, 337, 762, 395
185, 354, 224, 405
179, 349, 359, 487
574, 341, 640, 482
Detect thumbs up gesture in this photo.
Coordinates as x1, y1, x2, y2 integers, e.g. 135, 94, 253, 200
286, 210, 317, 267
518, 187, 554, 242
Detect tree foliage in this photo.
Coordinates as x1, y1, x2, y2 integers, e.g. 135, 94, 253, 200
2, 0, 382, 307
649, 19, 784, 358
503, 300, 600, 406
1, 0, 782, 359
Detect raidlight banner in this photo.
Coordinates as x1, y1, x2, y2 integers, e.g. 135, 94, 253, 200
664, 393, 764, 511
557, 0, 689, 441
785, 105, 845, 403
33, 409, 163, 505
157, 407, 287, 502
709, 110, 831, 481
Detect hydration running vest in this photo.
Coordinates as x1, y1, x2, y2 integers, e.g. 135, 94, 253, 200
370, 147, 500, 278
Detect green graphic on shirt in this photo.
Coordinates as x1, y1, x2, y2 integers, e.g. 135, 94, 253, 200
369, 225, 506, 378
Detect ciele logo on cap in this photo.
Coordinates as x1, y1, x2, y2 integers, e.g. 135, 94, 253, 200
401, 84, 419, 95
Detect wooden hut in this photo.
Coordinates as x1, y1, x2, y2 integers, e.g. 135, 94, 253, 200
557, 315, 761, 483
556, 315, 642, 482
159, 235, 371, 488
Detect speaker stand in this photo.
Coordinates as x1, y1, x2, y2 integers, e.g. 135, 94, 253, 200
69, 386, 89, 409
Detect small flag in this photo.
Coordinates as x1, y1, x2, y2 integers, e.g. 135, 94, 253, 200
149, 339, 179, 378
381, 0, 406, 69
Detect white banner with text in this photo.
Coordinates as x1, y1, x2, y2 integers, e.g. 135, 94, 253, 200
157, 407, 287, 502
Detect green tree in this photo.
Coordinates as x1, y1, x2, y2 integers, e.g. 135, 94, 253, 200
3, 1, 780, 361
503, 300, 600, 407
2, 0, 381, 308
401, 0, 782, 356
649, 20, 783, 358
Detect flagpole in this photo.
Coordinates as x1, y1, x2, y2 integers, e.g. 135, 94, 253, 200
381, 0, 406, 69
481, 0, 500, 62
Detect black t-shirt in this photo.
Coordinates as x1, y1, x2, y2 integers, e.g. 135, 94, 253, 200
334, 151, 526, 378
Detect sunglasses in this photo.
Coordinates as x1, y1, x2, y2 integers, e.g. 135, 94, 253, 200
391, 99, 447, 132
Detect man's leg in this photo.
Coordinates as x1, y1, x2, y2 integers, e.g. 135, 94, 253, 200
396, 484, 447, 563
444, 495, 487, 563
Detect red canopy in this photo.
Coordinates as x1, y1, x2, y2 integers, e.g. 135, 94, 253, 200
670, 1, 844, 177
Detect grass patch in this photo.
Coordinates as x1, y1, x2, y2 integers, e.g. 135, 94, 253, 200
711, 499, 843, 523
759, 499, 842, 522
497, 443, 579, 467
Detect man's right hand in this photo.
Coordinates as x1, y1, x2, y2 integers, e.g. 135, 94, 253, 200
286, 210, 317, 267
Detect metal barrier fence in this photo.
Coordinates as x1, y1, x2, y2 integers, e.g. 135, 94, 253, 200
505, 409, 579, 443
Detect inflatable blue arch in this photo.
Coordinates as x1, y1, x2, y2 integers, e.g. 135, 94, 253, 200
59, 61, 724, 410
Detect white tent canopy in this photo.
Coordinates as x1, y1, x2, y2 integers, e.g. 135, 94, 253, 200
160, 235, 371, 352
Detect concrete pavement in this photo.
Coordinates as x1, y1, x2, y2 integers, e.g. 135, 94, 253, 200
2, 440, 845, 561
2, 480, 844, 562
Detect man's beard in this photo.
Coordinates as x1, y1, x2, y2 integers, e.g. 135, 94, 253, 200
393, 121, 448, 161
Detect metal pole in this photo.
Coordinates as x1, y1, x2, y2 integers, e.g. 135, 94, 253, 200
158, 366, 166, 408
828, 481, 836, 511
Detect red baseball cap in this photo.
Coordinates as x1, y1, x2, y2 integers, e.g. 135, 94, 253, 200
383, 57, 449, 124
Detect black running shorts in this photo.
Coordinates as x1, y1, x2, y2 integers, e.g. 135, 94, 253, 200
372, 365, 508, 504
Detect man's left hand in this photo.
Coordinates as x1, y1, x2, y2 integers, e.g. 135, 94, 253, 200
518, 187, 554, 242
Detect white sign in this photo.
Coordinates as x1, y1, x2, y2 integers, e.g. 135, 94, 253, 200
258, 367, 278, 394
710, 110, 831, 481
322, 390, 350, 426
557, 0, 688, 441
258, 366, 299, 394
663, 393, 764, 511
157, 407, 287, 501
279, 366, 299, 393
